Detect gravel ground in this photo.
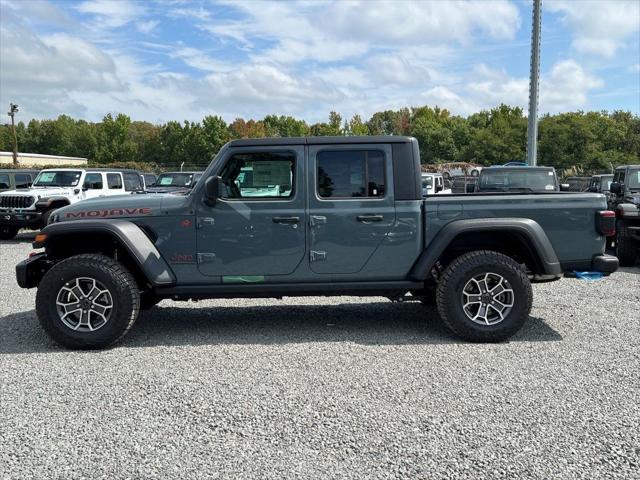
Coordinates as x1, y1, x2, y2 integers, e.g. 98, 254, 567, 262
1, 232, 639, 480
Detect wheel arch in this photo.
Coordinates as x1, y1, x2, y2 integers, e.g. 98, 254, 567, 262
37, 220, 176, 288
409, 218, 562, 281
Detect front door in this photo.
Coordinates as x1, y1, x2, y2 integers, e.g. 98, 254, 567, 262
308, 144, 395, 275
82, 172, 106, 200
196, 146, 306, 278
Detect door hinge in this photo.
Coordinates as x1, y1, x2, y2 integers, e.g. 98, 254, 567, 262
197, 253, 217, 264
310, 250, 327, 262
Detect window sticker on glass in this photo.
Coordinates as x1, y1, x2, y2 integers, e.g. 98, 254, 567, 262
545, 184, 554, 190
40, 172, 56, 182
252, 161, 291, 187
159, 176, 174, 185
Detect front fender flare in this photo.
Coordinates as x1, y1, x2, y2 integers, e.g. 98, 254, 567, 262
38, 219, 176, 286
409, 218, 562, 280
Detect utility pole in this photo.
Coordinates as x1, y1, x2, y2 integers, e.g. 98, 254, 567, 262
526, 0, 541, 166
7, 103, 19, 165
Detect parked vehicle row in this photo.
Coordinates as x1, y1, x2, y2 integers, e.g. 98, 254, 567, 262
0, 168, 204, 239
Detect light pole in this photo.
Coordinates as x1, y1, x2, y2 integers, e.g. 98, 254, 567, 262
7, 103, 19, 165
526, 0, 541, 166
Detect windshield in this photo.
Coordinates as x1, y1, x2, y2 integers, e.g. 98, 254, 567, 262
628, 168, 640, 190
155, 173, 196, 188
479, 169, 557, 192
33, 170, 82, 187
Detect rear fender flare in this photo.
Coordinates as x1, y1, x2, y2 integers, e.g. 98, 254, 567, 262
409, 218, 562, 280
39, 219, 176, 286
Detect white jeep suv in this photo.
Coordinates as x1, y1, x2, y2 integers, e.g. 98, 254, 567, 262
0, 168, 143, 240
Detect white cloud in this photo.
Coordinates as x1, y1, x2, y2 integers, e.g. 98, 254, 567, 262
136, 20, 159, 35
203, 0, 521, 64
170, 47, 231, 72
77, 0, 146, 28
541, 59, 604, 110
547, 0, 640, 58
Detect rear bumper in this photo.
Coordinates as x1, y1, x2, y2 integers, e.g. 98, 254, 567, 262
0, 211, 42, 228
16, 252, 50, 288
591, 254, 619, 275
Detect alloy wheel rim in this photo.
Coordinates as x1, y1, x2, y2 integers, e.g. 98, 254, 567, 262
55, 277, 113, 332
462, 272, 514, 325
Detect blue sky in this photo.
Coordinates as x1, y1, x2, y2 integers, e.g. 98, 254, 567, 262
1, 0, 638, 124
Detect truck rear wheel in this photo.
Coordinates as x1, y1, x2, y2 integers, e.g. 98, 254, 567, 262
0, 225, 19, 240
436, 250, 532, 342
36, 254, 140, 349
615, 220, 637, 266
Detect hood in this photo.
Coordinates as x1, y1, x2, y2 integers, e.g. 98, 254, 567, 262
146, 186, 191, 194
0, 187, 75, 198
53, 194, 166, 222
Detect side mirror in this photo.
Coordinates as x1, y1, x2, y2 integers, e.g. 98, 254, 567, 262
435, 184, 443, 193
609, 182, 622, 194
560, 183, 570, 191
204, 176, 223, 206
82, 185, 89, 191
588, 186, 597, 192
465, 183, 476, 193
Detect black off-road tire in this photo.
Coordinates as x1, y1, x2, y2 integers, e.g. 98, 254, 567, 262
436, 250, 533, 342
0, 225, 19, 240
41, 209, 54, 228
615, 220, 638, 266
36, 254, 140, 349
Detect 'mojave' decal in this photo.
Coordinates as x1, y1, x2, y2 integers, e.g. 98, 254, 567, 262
65, 208, 152, 218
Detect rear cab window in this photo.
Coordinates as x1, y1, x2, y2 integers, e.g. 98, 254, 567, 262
317, 150, 386, 198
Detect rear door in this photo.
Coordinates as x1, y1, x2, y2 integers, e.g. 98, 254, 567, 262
196, 146, 306, 277
307, 144, 395, 274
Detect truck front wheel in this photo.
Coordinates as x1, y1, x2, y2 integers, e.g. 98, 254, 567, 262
436, 250, 532, 342
36, 254, 140, 349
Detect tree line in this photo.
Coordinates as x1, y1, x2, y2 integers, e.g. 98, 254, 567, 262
1, 105, 638, 173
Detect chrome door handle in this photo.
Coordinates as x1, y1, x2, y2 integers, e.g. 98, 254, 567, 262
356, 214, 383, 223
272, 216, 300, 225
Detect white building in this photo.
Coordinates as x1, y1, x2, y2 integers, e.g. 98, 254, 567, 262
0, 151, 88, 167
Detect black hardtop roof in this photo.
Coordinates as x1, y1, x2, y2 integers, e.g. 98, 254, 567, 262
227, 135, 416, 147
84, 168, 139, 173
615, 165, 640, 170
592, 173, 614, 177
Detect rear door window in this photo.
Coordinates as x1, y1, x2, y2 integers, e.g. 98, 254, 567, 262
84, 173, 103, 189
0, 174, 9, 189
317, 150, 386, 198
107, 173, 123, 189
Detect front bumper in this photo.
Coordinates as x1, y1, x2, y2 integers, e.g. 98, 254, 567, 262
591, 254, 619, 275
16, 252, 51, 288
0, 211, 43, 228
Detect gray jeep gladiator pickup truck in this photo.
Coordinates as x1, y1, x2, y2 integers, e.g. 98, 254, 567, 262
16, 136, 618, 349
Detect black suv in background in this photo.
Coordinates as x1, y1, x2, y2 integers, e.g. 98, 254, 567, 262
608, 165, 640, 266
